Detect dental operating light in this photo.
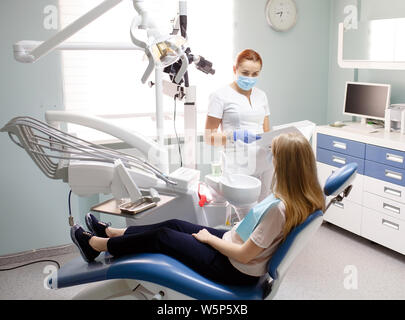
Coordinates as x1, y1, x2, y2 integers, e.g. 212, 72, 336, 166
13, 0, 215, 168
13, 0, 213, 85
13, 0, 189, 84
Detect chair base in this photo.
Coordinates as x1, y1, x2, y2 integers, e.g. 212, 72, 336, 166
71, 279, 193, 300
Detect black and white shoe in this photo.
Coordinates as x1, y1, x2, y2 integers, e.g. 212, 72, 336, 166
85, 213, 111, 238
70, 224, 100, 263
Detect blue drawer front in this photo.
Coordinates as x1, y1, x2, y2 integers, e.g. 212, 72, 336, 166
366, 145, 405, 170
317, 148, 365, 174
365, 160, 405, 187
317, 133, 366, 159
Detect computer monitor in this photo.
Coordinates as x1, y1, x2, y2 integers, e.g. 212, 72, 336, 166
343, 82, 391, 121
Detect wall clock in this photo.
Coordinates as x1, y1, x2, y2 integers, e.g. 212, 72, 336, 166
265, 0, 298, 32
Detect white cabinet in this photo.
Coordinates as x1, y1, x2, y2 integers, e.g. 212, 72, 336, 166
362, 208, 405, 255
363, 175, 405, 205
314, 122, 405, 255
363, 191, 405, 222
324, 196, 363, 236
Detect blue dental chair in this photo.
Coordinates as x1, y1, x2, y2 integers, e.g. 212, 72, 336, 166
47, 163, 358, 300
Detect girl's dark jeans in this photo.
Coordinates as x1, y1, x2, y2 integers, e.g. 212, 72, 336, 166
107, 219, 259, 286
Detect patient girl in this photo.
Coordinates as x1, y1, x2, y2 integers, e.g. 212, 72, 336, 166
71, 132, 325, 286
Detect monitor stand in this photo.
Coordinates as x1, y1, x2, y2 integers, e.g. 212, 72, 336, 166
358, 117, 383, 133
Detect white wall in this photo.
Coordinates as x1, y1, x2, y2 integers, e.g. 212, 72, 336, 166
326, 0, 405, 123
234, 0, 331, 127
0, 0, 75, 255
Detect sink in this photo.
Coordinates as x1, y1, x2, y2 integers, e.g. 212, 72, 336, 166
205, 173, 262, 208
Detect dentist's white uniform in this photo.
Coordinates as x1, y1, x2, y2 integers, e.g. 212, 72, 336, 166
207, 85, 273, 202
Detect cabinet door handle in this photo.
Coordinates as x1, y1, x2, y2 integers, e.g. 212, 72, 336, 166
383, 203, 401, 215
384, 186, 402, 198
386, 153, 404, 164
385, 170, 403, 181
333, 202, 344, 209
333, 141, 347, 150
382, 219, 400, 231
332, 155, 346, 165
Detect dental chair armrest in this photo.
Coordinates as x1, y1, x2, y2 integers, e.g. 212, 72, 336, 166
323, 163, 358, 213
323, 163, 358, 197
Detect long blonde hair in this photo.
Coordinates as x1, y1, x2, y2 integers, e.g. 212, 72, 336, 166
270, 132, 325, 240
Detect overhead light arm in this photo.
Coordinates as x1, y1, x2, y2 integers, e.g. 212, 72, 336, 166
13, 0, 189, 85
14, 0, 127, 63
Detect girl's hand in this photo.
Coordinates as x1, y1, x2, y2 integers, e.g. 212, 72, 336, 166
192, 229, 213, 244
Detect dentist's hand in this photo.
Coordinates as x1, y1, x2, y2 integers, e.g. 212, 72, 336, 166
233, 129, 262, 144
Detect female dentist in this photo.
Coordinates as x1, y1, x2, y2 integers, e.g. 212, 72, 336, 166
204, 49, 272, 202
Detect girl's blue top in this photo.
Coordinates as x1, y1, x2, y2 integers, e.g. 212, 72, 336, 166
235, 193, 281, 242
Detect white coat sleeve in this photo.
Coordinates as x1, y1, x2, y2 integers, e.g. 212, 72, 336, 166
207, 92, 224, 119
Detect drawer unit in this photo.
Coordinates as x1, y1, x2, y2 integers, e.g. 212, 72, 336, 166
317, 148, 365, 175
363, 176, 405, 205
361, 207, 405, 255
317, 133, 366, 158
366, 145, 405, 170
317, 162, 363, 205
364, 160, 405, 187
363, 191, 405, 222
324, 199, 362, 235
315, 124, 405, 255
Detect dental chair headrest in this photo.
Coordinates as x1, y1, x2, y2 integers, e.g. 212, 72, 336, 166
323, 163, 358, 197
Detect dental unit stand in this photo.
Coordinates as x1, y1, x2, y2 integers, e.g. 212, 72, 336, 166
11, 0, 216, 221
1, 116, 209, 229
157, 0, 214, 169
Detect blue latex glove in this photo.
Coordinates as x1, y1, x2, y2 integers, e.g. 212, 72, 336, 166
233, 129, 262, 144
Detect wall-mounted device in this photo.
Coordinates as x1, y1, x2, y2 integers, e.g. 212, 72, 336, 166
385, 104, 405, 134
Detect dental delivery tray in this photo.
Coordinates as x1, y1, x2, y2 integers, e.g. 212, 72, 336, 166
91, 191, 176, 218
118, 197, 157, 215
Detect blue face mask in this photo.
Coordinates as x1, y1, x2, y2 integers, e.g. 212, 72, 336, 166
236, 75, 258, 91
